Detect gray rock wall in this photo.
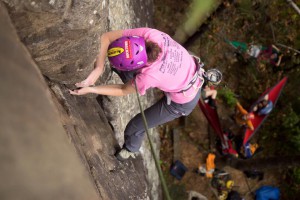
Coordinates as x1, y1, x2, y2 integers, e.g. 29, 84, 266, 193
2, 0, 161, 199
105, 2, 161, 199
0, 3, 100, 199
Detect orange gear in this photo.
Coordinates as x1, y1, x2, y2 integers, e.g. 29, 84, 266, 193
206, 153, 216, 178
250, 143, 259, 155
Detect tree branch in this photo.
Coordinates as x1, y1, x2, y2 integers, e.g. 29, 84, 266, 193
286, 0, 300, 15
269, 23, 276, 43
276, 43, 300, 54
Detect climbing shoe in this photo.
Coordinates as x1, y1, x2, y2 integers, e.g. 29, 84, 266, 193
116, 148, 136, 161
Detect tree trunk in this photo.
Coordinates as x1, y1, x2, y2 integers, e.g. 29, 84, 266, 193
173, 0, 222, 44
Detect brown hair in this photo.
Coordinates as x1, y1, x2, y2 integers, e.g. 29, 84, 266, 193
146, 41, 162, 63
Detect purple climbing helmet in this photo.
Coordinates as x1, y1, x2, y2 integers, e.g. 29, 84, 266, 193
107, 36, 148, 71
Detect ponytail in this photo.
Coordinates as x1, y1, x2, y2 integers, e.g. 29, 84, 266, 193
146, 41, 162, 63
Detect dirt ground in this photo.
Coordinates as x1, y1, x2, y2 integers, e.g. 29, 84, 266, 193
153, 0, 288, 199
158, 110, 280, 200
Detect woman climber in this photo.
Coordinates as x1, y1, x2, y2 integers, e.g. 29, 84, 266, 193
69, 28, 223, 161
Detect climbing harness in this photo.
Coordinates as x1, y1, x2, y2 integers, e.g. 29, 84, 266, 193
180, 56, 205, 97
165, 55, 205, 105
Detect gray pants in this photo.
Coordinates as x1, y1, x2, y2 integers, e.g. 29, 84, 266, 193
112, 68, 201, 152
125, 91, 201, 152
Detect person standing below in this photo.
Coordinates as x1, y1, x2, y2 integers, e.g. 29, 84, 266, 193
70, 28, 222, 161
201, 68, 222, 109
234, 102, 255, 131
245, 44, 283, 67
257, 44, 283, 67
252, 94, 273, 116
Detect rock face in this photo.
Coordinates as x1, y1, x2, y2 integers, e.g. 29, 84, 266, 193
0, 3, 99, 200
1, 0, 161, 199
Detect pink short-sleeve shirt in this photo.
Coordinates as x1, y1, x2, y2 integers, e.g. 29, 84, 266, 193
123, 28, 201, 104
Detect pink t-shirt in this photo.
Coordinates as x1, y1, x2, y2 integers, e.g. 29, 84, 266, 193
123, 28, 202, 104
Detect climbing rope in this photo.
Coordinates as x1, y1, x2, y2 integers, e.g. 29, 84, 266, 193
134, 80, 171, 200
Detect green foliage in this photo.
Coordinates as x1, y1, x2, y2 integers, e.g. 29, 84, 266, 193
261, 104, 300, 155
282, 106, 300, 152
282, 108, 300, 129
291, 131, 300, 152
292, 168, 300, 184
281, 168, 300, 199
168, 183, 187, 200
217, 87, 238, 108
295, 35, 300, 50
238, 0, 252, 13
